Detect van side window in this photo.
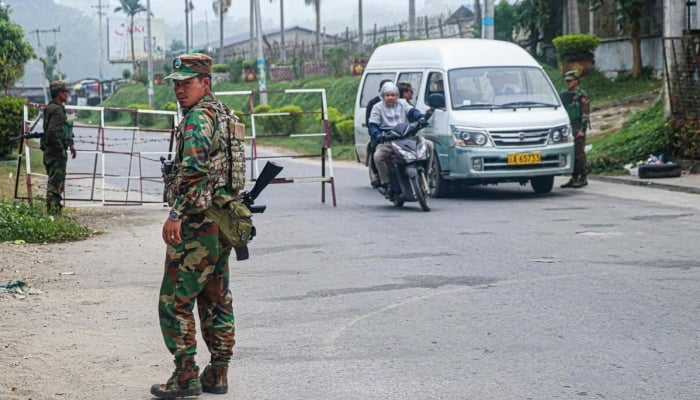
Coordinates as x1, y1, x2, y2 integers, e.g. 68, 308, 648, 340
424, 72, 445, 104
360, 73, 395, 107
397, 72, 423, 100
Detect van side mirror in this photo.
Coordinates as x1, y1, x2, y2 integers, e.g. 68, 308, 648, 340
427, 93, 446, 109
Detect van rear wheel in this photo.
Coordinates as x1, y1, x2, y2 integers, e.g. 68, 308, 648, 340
531, 175, 554, 194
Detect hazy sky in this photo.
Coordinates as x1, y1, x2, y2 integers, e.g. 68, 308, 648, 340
54, 0, 475, 35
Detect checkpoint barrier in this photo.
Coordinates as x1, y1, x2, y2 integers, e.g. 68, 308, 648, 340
214, 88, 337, 207
15, 103, 178, 206
15, 87, 338, 208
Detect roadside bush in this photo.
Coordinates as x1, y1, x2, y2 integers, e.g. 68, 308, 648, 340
253, 104, 275, 135
0, 200, 92, 243
212, 63, 229, 73
0, 95, 25, 159
552, 34, 600, 64
275, 105, 304, 134
315, 107, 353, 143
162, 102, 178, 112
335, 119, 355, 144
226, 57, 245, 83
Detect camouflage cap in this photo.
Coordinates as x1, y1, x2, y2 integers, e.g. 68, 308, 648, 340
564, 70, 580, 81
50, 80, 68, 92
164, 53, 212, 80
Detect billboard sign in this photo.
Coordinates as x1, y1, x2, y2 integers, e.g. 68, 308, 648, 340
107, 17, 166, 63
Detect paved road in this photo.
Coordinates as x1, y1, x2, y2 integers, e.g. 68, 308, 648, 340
219, 158, 700, 400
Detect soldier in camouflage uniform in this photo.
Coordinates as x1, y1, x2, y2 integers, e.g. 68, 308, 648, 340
559, 70, 590, 189
43, 81, 76, 214
152, 53, 243, 398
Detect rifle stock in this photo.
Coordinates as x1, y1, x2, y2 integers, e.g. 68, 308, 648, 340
242, 161, 283, 213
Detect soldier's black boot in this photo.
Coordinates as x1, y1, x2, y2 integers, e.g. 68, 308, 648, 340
200, 365, 228, 394
150, 358, 202, 399
571, 175, 587, 188
560, 175, 578, 188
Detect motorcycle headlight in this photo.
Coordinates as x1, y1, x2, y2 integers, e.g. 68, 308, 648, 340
452, 126, 490, 147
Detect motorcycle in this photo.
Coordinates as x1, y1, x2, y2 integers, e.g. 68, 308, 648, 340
376, 120, 432, 211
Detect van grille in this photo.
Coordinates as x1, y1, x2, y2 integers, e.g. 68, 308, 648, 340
490, 128, 550, 147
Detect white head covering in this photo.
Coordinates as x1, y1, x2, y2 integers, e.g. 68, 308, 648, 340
380, 82, 399, 96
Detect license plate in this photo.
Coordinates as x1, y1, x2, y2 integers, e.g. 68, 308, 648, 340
508, 152, 541, 165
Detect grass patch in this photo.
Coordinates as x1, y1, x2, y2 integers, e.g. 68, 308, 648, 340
0, 200, 93, 243
587, 99, 669, 174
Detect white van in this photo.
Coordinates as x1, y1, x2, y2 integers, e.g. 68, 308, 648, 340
354, 38, 574, 196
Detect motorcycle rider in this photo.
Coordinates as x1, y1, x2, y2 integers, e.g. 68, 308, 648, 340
368, 82, 431, 198
366, 79, 394, 188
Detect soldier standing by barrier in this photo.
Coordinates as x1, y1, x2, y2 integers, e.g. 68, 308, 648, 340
559, 70, 591, 189
152, 53, 243, 398
42, 81, 76, 214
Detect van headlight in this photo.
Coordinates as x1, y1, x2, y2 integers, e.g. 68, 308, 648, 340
549, 125, 572, 143
452, 126, 490, 147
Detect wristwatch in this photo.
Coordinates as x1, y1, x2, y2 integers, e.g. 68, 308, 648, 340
169, 209, 181, 221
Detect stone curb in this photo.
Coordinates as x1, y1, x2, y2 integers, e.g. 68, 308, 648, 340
590, 175, 700, 195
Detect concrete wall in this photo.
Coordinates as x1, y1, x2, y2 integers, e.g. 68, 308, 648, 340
594, 36, 664, 77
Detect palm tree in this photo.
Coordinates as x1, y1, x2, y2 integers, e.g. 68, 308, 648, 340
304, 0, 321, 60
114, 0, 148, 74
270, 0, 286, 62
212, 0, 232, 63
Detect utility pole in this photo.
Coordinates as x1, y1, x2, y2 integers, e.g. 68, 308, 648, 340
254, 0, 267, 104
146, 0, 154, 107
482, 0, 494, 39
92, 0, 108, 100
185, 0, 190, 52
358, 0, 363, 54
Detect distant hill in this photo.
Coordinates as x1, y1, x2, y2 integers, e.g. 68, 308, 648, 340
7, 0, 126, 87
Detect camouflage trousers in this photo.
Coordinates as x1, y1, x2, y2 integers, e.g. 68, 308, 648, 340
573, 132, 589, 177
44, 156, 67, 214
159, 213, 235, 368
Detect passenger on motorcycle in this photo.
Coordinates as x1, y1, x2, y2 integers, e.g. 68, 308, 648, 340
368, 82, 433, 197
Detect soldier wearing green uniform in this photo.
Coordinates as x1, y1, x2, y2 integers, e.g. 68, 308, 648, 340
559, 70, 590, 188
152, 53, 244, 399
42, 81, 76, 214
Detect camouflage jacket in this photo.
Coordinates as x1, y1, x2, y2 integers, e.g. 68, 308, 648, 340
43, 100, 74, 161
559, 87, 590, 132
170, 98, 245, 216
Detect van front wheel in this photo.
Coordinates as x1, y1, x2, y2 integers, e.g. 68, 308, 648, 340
531, 175, 554, 194
429, 152, 450, 198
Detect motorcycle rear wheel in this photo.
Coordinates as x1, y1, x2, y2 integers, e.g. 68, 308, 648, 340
411, 174, 431, 212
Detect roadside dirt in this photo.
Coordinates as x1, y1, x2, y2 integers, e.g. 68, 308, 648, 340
0, 206, 170, 400
588, 92, 659, 138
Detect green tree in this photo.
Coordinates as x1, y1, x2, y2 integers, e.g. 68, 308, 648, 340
495, 0, 517, 42
514, 0, 563, 59
0, 5, 34, 94
585, 0, 645, 78
114, 0, 148, 75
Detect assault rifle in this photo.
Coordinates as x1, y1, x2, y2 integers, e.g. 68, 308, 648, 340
242, 161, 284, 213
10, 132, 43, 141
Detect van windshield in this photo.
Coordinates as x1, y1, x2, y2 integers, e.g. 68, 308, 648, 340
447, 67, 560, 109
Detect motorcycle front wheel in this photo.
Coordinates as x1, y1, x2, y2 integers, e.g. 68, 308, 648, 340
411, 173, 431, 212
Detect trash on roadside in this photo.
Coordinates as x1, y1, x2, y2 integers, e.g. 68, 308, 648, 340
0, 280, 42, 300
624, 154, 682, 179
